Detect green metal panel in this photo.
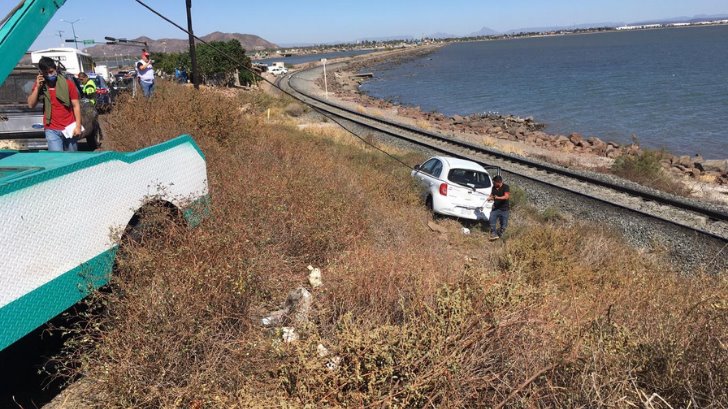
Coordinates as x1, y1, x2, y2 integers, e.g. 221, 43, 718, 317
0, 247, 116, 351
0, 195, 210, 351
0, 0, 67, 85
0, 134, 206, 196
0, 134, 209, 350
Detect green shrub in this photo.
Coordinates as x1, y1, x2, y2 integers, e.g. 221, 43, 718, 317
540, 207, 566, 223
508, 184, 527, 209
612, 150, 691, 196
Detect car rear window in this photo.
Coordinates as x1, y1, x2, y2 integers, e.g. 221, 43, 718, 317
448, 168, 491, 189
0, 73, 36, 104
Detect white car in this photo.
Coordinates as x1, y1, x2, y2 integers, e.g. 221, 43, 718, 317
411, 156, 494, 220
268, 66, 288, 76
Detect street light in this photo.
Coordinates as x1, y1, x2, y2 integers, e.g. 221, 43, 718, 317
60, 18, 81, 49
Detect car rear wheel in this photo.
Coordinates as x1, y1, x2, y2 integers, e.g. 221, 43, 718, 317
425, 195, 440, 220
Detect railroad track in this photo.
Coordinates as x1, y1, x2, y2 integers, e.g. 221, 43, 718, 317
280, 66, 728, 271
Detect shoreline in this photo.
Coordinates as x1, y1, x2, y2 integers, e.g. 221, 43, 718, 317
288, 45, 728, 205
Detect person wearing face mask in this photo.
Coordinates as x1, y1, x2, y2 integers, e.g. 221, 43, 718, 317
27, 57, 82, 151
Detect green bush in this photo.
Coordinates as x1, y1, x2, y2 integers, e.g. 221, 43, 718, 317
508, 184, 526, 209
612, 150, 691, 196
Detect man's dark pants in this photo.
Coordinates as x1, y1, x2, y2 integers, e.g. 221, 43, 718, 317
489, 209, 509, 237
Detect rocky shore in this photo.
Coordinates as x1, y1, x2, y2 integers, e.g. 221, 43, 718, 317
297, 46, 728, 204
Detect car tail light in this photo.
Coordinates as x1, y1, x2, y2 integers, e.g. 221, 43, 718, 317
439, 183, 448, 196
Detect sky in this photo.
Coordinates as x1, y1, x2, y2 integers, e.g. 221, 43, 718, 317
3, 0, 727, 49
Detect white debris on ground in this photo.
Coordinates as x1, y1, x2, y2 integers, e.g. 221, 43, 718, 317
307, 265, 323, 288
261, 287, 313, 328
261, 266, 323, 344
317, 343, 341, 370
317, 343, 329, 357
281, 327, 299, 343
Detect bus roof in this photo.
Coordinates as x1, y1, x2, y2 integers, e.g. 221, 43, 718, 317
30, 48, 91, 61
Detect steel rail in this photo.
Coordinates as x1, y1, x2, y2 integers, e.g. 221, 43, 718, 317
282, 70, 728, 243
283, 71, 728, 223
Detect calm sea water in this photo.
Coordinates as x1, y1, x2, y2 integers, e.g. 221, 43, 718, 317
360, 26, 728, 159
257, 49, 374, 66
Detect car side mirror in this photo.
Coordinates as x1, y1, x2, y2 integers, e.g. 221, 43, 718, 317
414, 164, 421, 171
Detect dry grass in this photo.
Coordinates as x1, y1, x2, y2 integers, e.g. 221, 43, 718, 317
49, 82, 728, 408
414, 118, 432, 130
612, 150, 692, 196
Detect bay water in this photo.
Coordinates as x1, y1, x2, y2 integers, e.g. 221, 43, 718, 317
360, 26, 728, 159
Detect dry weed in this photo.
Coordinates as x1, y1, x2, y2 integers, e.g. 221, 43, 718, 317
49, 82, 727, 408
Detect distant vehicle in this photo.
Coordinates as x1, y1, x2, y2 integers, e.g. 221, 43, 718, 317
268, 65, 288, 76
0, 66, 103, 150
94, 64, 110, 82
411, 156, 495, 221
30, 47, 94, 76
111, 70, 136, 96
85, 72, 112, 112
0, 66, 45, 150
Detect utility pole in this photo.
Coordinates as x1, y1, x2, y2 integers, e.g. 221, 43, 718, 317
321, 58, 328, 99
186, 0, 200, 89
61, 18, 81, 49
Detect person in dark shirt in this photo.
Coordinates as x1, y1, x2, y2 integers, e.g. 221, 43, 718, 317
487, 175, 510, 240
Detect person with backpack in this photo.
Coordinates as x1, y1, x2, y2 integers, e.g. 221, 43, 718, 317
27, 57, 82, 151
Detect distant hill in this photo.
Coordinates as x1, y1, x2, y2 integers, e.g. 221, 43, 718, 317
83, 32, 277, 57
505, 22, 621, 34
469, 26, 500, 36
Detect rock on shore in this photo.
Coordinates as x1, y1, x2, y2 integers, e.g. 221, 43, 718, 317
316, 56, 728, 188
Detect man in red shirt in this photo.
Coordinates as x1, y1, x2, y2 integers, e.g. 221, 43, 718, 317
27, 57, 82, 151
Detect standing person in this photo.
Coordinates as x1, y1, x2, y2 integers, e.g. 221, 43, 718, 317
78, 72, 97, 104
136, 50, 155, 97
487, 175, 510, 241
27, 57, 82, 152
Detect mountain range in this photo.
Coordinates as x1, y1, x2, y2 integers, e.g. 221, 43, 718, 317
83, 31, 278, 57
73, 13, 728, 57
465, 14, 728, 37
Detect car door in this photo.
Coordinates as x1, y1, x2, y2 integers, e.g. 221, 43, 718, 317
412, 158, 440, 187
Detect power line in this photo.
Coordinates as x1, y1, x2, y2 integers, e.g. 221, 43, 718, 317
133, 0, 417, 172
